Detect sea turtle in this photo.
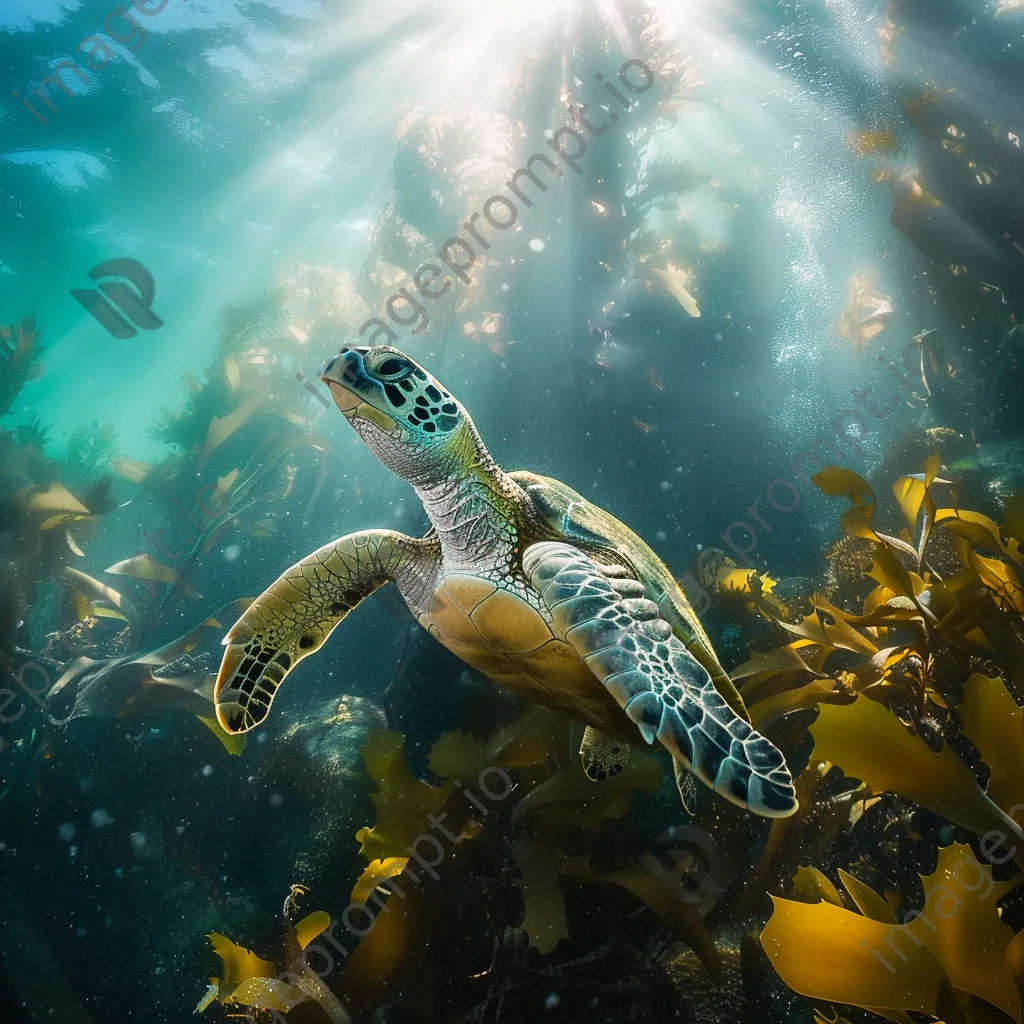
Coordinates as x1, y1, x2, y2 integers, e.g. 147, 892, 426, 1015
214, 346, 798, 818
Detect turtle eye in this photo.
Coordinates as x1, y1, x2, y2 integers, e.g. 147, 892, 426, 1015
370, 356, 413, 382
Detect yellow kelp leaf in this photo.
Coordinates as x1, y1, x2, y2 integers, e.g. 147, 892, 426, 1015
426, 730, 489, 782
937, 508, 1023, 566
197, 715, 246, 755
810, 595, 881, 655
718, 567, 757, 593
959, 674, 1024, 813
954, 538, 1024, 613
195, 983, 218, 1013
38, 511, 92, 530
893, 474, 929, 535
511, 748, 662, 829
65, 530, 85, 556
512, 836, 567, 955
223, 354, 240, 391
776, 610, 833, 647
1006, 928, 1024, 1018
336, 878, 415, 1014
915, 844, 1019, 1016
868, 546, 917, 601
841, 505, 881, 542
926, 569, 994, 645
352, 857, 409, 907
64, 567, 137, 626
792, 866, 844, 906
814, 466, 874, 506
814, 467, 879, 540
732, 645, 818, 686
811, 697, 1024, 862
486, 705, 569, 768
214, 469, 239, 506
294, 911, 331, 951
749, 678, 840, 731
110, 455, 152, 483
26, 481, 90, 517
834, 272, 894, 351
356, 730, 452, 862
811, 466, 876, 505
198, 389, 267, 467
229, 976, 307, 1013
838, 868, 897, 923
761, 897, 948, 1014
107, 554, 185, 587
68, 589, 91, 622
849, 793, 884, 828
207, 932, 276, 985
652, 264, 701, 318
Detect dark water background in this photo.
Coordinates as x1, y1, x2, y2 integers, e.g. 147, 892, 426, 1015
1, 0, 1023, 1021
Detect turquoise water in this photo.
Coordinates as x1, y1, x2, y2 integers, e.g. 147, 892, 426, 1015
1, 1, 1023, 1022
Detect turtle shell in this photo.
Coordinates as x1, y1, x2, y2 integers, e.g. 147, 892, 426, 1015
510, 470, 749, 720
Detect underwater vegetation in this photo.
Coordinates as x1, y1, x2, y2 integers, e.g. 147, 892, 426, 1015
184, 453, 1024, 1024
2, 1, 1024, 1022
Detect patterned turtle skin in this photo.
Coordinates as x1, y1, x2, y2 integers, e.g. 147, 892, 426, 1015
213, 346, 797, 818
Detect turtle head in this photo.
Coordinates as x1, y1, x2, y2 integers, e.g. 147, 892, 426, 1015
321, 346, 469, 485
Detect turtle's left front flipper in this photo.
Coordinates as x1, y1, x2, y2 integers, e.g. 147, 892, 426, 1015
215, 530, 430, 734
524, 542, 798, 819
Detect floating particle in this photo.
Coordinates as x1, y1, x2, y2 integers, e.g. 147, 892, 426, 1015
545, 994, 561, 1010
75, 926, 87, 938
130, 832, 147, 852
656, 530, 668, 541
114, 867, 124, 878
224, 544, 241, 561
58, 823, 76, 842
659, 480, 670, 491
269, 793, 284, 808
90, 808, 113, 828
715, 333, 723, 341
529, 239, 545, 251
202, 764, 213, 777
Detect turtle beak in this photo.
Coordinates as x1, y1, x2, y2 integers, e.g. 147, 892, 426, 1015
321, 348, 400, 434
321, 349, 364, 415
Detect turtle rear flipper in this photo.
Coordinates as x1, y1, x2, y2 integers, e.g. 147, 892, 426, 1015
580, 726, 628, 780
524, 542, 798, 819
214, 529, 433, 734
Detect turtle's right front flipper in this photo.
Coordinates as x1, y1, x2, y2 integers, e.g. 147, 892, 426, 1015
524, 542, 798, 819
215, 529, 428, 734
